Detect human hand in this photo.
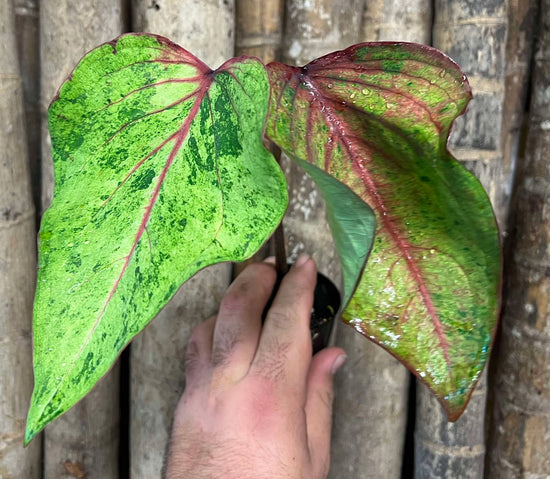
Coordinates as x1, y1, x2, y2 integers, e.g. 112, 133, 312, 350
165, 256, 347, 479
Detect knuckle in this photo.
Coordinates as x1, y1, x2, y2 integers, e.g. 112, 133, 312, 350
265, 307, 293, 330
222, 264, 276, 312
251, 338, 290, 382
238, 377, 281, 430
190, 317, 213, 340
246, 262, 277, 284
211, 327, 240, 367
185, 339, 200, 369
220, 286, 250, 314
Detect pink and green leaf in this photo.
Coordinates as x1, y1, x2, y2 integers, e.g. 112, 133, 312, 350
25, 33, 287, 443
266, 42, 501, 420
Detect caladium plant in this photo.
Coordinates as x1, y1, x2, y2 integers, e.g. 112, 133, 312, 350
24, 33, 501, 444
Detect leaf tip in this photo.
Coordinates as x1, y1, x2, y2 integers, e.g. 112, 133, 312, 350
443, 398, 469, 423
24, 394, 55, 446
23, 418, 39, 447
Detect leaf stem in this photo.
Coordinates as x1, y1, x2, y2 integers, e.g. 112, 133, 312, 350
269, 142, 289, 276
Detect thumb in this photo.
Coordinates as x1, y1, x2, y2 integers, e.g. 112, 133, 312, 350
305, 347, 347, 475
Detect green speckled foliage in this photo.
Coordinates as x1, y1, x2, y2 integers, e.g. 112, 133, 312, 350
25, 33, 287, 443
266, 43, 501, 420
27, 35, 502, 442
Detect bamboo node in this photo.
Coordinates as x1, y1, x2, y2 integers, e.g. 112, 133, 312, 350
0, 208, 34, 230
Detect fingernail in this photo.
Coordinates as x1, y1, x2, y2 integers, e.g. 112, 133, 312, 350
331, 354, 347, 374
294, 254, 310, 267
263, 256, 276, 264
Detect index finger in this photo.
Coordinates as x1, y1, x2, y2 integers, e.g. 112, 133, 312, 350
249, 256, 316, 393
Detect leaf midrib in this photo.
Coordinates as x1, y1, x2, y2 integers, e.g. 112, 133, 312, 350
36, 78, 213, 425
302, 75, 454, 373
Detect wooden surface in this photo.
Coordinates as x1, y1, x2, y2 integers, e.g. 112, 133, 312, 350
232, 0, 285, 277
0, 2, 545, 477
39, 2, 126, 477
361, 0, 431, 44
276, 2, 411, 478
415, 372, 488, 478
432, 0, 509, 227
486, 0, 550, 475
498, 0, 538, 227
43, 382, 121, 479
236, 0, 284, 62
132, 0, 234, 69
0, 1, 40, 477
328, 2, 435, 478
416, 0, 509, 477
279, 0, 363, 280
13, 0, 40, 219
129, 2, 234, 476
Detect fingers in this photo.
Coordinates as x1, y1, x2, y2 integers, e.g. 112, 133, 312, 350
305, 347, 346, 474
211, 261, 277, 383
184, 316, 216, 389
250, 256, 317, 393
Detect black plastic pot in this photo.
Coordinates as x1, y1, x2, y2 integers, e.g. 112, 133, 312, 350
262, 265, 341, 355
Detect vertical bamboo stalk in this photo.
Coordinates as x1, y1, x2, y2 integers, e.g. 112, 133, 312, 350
499, 0, 538, 224
129, 2, 234, 476
361, 0, 431, 44
14, 0, 40, 217
132, 0, 234, 68
40, 2, 126, 477
332, 339, 411, 479
334, 3, 435, 478
415, 1, 509, 477
280, 0, 362, 291
0, 2, 40, 477
484, 2, 537, 474
235, 0, 284, 63
432, 0, 509, 226
415, 373, 488, 478
280, 2, 398, 478
233, 0, 285, 276
485, 0, 550, 475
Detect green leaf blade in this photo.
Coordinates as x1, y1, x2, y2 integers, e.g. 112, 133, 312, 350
266, 42, 501, 420
287, 157, 376, 308
26, 34, 287, 443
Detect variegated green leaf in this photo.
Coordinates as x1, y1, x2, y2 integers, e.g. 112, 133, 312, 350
266, 42, 501, 420
26, 33, 287, 443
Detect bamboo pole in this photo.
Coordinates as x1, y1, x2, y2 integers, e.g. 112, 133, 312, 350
498, 0, 538, 224
361, 0, 431, 44
129, 2, 234, 476
39, 2, 126, 477
415, 374, 488, 478
485, 0, 550, 475
0, 2, 40, 477
280, 0, 362, 295
132, 0, 234, 69
415, 1, 509, 477
13, 0, 40, 219
336, 3, 435, 477
431, 0, 509, 227
279, 2, 409, 478
232, 0, 285, 277
236, 0, 284, 63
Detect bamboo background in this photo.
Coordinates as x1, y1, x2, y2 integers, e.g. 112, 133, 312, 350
0, 0, 548, 477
